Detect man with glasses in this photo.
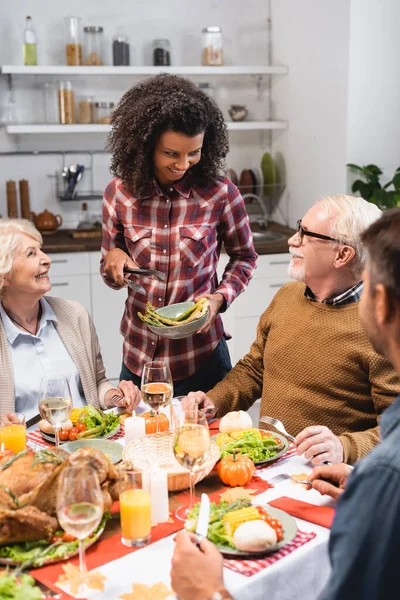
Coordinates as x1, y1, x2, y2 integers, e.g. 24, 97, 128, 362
189, 195, 400, 466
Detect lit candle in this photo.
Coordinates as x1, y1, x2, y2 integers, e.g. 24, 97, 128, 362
143, 466, 169, 525
124, 413, 146, 445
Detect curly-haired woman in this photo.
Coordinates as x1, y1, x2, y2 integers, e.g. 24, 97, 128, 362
101, 74, 257, 395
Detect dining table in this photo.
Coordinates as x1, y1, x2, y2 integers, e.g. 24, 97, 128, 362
22, 410, 335, 600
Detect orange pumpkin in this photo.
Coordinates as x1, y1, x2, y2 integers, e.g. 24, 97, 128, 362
140, 411, 170, 434
217, 452, 255, 487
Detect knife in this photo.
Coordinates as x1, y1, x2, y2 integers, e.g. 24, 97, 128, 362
195, 493, 210, 548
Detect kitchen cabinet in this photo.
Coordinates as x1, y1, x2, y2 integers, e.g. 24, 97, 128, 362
218, 253, 291, 366
46, 252, 92, 314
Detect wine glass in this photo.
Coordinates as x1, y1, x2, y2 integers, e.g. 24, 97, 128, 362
141, 361, 173, 434
38, 376, 73, 447
57, 467, 104, 581
173, 406, 210, 521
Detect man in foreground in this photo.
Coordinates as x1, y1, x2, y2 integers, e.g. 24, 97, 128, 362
171, 207, 400, 600
190, 195, 400, 465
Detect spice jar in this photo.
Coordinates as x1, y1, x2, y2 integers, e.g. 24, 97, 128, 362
113, 28, 130, 66
83, 26, 104, 66
152, 39, 171, 66
78, 96, 94, 124
65, 17, 82, 66
201, 26, 223, 66
58, 81, 75, 124
94, 101, 114, 124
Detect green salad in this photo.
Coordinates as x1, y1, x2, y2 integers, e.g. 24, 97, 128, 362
0, 512, 111, 567
219, 431, 283, 462
0, 573, 42, 600
186, 498, 251, 548
77, 406, 120, 439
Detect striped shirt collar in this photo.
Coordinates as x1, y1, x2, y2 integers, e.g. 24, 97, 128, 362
304, 281, 363, 306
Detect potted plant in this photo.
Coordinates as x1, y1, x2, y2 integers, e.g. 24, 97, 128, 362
347, 163, 400, 209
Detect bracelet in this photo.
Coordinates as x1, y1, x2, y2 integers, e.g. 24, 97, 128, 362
207, 590, 232, 600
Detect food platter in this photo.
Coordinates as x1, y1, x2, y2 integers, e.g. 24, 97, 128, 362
0, 524, 105, 568
62, 439, 123, 464
40, 422, 121, 445
215, 506, 297, 559
212, 429, 289, 466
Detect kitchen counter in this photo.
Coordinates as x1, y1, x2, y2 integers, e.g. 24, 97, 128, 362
41, 222, 295, 254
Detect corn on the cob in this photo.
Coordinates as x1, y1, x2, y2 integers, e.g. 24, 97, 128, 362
69, 408, 87, 425
223, 506, 261, 536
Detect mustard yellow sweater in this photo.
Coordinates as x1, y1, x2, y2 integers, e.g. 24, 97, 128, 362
209, 282, 400, 464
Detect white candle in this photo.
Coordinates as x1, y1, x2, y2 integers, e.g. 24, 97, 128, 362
124, 415, 146, 445
143, 466, 169, 525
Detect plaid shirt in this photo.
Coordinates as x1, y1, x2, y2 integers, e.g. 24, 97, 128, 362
305, 281, 363, 305
101, 175, 257, 380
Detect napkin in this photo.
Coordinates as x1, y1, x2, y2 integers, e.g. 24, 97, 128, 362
269, 496, 335, 528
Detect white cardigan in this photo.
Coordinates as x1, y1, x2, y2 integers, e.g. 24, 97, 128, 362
0, 297, 115, 413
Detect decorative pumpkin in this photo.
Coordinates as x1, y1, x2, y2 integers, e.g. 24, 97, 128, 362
140, 411, 170, 434
219, 411, 253, 433
217, 452, 255, 487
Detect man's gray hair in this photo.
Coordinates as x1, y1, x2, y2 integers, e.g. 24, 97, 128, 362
0, 218, 43, 295
317, 195, 382, 278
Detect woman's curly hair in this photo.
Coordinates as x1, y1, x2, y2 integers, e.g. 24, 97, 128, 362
108, 74, 229, 196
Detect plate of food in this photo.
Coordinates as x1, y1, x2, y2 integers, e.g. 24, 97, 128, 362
214, 410, 289, 466
38, 405, 121, 444
0, 445, 118, 568
138, 299, 209, 339
185, 497, 297, 558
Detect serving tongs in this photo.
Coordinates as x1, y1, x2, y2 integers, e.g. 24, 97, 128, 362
123, 267, 166, 296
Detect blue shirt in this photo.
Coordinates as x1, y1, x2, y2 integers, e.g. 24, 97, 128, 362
319, 394, 400, 600
0, 298, 86, 422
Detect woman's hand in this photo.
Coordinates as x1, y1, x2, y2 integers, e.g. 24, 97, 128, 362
171, 531, 231, 600
309, 463, 352, 501
0, 413, 21, 426
103, 248, 138, 287
105, 380, 142, 412
195, 292, 225, 334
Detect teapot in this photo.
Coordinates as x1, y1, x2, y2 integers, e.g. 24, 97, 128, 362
31, 209, 63, 234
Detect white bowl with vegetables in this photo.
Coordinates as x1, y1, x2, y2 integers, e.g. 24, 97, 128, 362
138, 299, 209, 339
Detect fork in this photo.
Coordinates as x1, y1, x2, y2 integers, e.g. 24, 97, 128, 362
108, 393, 126, 408
259, 416, 296, 443
268, 473, 312, 486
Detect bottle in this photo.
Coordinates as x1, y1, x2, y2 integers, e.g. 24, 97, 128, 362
58, 81, 75, 124
152, 39, 171, 66
77, 202, 93, 229
113, 28, 130, 66
23, 16, 37, 66
65, 17, 82, 66
201, 26, 224, 66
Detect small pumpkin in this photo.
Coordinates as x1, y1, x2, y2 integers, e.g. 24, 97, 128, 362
140, 410, 170, 434
217, 452, 255, 487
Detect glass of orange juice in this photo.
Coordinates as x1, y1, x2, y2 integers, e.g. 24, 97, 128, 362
0, 412, 26, 453
119, 469, 151, 548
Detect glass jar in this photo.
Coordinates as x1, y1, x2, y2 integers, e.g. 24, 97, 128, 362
201, 26, 223, 66
152, 39, 171, 66
83, 26, 104, 66
198, 82, 214, 100
58, 81, 75, 124
65, 17, 82, 66
113, 28, 130, 66
95, 101, 114, 124
78, 96, 94, 124
43, 82, 59, 124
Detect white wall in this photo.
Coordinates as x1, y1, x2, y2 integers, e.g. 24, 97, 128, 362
271, 0, 351, 224
347, 0, 400, 184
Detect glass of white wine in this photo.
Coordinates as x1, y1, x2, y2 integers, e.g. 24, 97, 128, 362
57, 467, 104, 583
141, 361, 173, 434
173, 406, 210, 521
38, 375, 73, 447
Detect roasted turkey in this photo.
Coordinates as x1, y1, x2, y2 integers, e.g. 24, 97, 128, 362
0, 447, 119, 545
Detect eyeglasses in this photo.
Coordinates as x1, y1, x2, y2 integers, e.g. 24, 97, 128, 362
296, 220, 341, 244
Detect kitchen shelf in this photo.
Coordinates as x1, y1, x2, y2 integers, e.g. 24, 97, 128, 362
0, 65, 288, 76
5, 121, 288, 134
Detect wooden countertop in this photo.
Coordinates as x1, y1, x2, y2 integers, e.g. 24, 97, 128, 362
41, 222, 295, 255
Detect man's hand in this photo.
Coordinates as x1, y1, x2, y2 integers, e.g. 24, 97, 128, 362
105, 380, 142, 412
171, 531, 231, 600
196, 293, 225, 334
103, 248, 138, 287
186, 391, 217, 417
309, 463, 352, 501
295, 425, 344, 465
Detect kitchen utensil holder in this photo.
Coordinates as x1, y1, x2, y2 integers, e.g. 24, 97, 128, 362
47, 151, 103, 201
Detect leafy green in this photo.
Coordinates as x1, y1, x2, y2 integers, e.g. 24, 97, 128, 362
186, 498, 251, 548
0, 573, 42, 600
78, 407, 120, 438
219, 432, 282, 462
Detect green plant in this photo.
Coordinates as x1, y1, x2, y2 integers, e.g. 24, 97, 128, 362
347, 163, 400, 209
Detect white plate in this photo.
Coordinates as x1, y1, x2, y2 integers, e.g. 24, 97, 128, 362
40, 422, 120, 445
